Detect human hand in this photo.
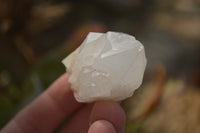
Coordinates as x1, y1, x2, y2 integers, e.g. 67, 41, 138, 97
1, 73, 125, 133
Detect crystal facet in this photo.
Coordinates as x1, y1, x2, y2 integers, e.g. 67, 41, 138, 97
62, 31, 147, 102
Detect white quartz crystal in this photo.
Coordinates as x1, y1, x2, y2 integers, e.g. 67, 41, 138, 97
62, 31, 147, 102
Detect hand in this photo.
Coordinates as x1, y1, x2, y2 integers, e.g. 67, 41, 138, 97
1, 73, 125, 133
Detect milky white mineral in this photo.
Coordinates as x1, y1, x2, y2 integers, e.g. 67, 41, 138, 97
62, 31, 147, 102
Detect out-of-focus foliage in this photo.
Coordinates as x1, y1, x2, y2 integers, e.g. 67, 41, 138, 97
0, 0, 200, 132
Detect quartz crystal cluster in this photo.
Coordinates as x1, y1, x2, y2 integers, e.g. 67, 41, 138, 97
62, 31, 147, 102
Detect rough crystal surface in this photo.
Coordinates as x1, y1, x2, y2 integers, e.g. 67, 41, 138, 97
62, 31, 147, 102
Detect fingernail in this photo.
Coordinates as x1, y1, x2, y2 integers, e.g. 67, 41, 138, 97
88, 120, 116, 133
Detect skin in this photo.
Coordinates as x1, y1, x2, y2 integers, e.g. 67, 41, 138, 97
1, 73, 126, 133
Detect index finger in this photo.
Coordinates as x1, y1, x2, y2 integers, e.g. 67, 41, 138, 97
1, 73, 83, 133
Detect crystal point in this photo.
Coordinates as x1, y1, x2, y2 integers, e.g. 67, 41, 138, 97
62, 32, 147, 102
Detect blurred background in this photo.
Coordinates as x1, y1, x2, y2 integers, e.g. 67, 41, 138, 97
0, 0, 200, 132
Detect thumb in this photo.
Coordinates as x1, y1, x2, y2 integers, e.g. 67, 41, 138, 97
88, 101, 126, 133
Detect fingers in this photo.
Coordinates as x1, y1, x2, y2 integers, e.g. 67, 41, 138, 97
88, 120, 116, 133
1, 73, 126, 133
89, 101, 126, 133
59, 101, 126, 133
1, 73, 83, 133
59, 104, 94, 133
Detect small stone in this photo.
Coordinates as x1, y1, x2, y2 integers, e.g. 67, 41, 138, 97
62, 31, 147, 102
